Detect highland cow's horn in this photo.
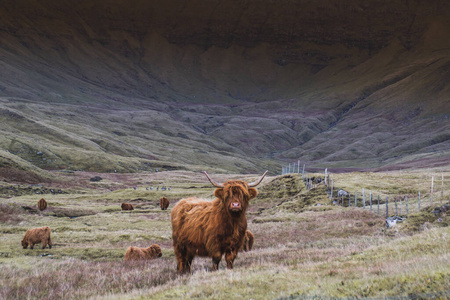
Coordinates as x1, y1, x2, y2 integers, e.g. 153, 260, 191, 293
203, 171, 224, 188
248, 170, 268, 187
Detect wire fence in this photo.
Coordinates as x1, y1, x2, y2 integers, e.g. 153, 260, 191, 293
281, 161, 449, 221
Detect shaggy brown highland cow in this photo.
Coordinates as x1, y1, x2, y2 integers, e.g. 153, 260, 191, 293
124, 244, 162, 261
121, 203, 134, 210
171, 171, 267, 274
22, 226, 52, 249
38, 198, 47, 211
160, 197, 170, 210
243, 230, 254, 252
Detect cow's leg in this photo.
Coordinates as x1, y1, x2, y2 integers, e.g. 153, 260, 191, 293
225, 250, 237, 269
211, 252, 222, 271
176, 255, 186, 274
174, 244, 188, 274
42, 239, 47, 249
176, 256, 186, 274
30, 243, 34, 250
185, 254, 194, 273
48, 237, 52, 249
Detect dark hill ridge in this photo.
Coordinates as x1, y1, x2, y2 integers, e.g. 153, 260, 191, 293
0, 0, 449, 177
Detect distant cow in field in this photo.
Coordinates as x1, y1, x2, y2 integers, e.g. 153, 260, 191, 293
38, 198, 47, 211
171, 171, 267, 274
160, 197, 170, 210
22, 226, 52, 249
121, 203, 134, 211
124, 244, 162, 261
242, 230, 254, 252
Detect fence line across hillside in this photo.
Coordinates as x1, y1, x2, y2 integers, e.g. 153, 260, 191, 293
280, 161, 448, 221
281, 160, 305, 177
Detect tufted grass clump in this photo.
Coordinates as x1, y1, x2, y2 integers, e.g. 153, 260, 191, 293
399, 203, 449, 232
0, 257, 178, 299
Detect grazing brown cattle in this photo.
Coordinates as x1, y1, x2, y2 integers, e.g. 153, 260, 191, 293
242, 230, 254, 252
171, 171, 267, 274
124, 244, 162, 261
160, 197, 170, 210
121, 203, 134, 210
22, 226, 52, 249
38, 198, 47, 211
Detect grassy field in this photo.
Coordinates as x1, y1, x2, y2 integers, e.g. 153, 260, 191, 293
0, 169, 448, 299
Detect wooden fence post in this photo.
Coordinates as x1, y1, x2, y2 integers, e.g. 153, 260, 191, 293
385, 197, 389, 218
363, 188, 365, 209
348, 192, 351, 207
330, 179, 334, 199
395, 197, 398, 215
370, 192, 373, 211
441, 171, 444, 205
377, 195, 380, 215
405, 196, 409, 215
431, 176, 434, 205
399, 196, 402, 215
418, 191, 421, 210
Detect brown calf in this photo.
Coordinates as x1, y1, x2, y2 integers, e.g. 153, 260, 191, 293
124, 244, 162, 261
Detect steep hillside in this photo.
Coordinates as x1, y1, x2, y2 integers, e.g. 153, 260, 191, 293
0, 0, 449, 178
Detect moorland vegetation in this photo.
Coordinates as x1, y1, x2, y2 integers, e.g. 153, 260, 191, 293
0, 169, 448, 299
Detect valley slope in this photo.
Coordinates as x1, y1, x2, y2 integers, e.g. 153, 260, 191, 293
0, 0, 449, 179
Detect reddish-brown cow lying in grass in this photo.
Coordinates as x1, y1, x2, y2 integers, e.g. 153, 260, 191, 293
121, 203, 134, 210
124, 244, 162, 261
171, 171, 267, 274
38, 198, 47, 211
242, 229, 254, 252
22, 226, 52, 249
160, 197, 170, 210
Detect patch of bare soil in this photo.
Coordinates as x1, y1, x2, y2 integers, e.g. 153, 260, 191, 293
0, 167, 46, 184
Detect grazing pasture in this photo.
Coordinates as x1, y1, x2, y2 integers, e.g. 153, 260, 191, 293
0, 169, 448, 299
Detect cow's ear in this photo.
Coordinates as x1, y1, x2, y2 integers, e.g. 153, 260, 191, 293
248, 188, 258, 199
214, 188, 224, 199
